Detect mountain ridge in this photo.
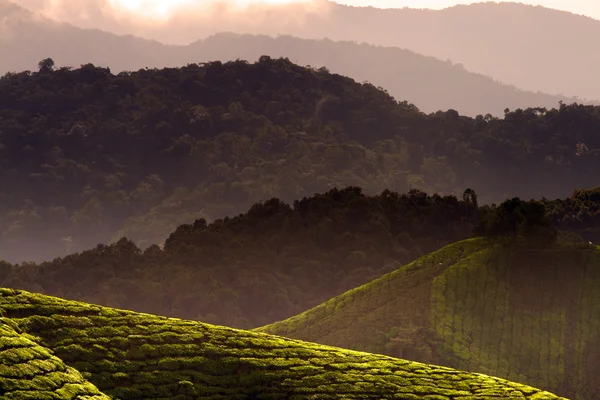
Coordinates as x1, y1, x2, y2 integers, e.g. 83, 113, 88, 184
1, 1, 597, 116
8, 0, 600, 99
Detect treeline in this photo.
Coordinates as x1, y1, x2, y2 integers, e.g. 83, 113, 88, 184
2, 57, 600, 262
1, 186, 598, 329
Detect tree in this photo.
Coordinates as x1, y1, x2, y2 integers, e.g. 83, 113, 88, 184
474, 198, 556, 247
37, 58, 55, 73
462, 188, 478, 209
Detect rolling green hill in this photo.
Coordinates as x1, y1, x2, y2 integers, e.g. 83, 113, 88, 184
259, 239, 600, 400
0, 319, 109, 399
0, 288, 565, 400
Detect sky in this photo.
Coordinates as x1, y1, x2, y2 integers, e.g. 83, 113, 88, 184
108, 0, 600, 20
11, 0, 600, 45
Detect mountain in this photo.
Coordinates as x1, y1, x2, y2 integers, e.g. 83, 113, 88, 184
0, 287, 566, 399
183, 33, 590, 117
2, 57, 600, 263
0, 319, 110, 399
10, 0, 600, 101
0, 0, 181, 74
303, 1, 600, 101
258, 238, 600, 400
0, 1, 594, 116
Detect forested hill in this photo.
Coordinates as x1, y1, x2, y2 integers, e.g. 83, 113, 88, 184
1, 0, 587, 117
2, 57, 600, 262
185, 33, 591, 117
2, 185, 600, 331
8, 0, 600, 101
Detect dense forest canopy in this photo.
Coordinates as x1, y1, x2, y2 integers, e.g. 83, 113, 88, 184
2, 185, 599, 330
1, 57, 600, 263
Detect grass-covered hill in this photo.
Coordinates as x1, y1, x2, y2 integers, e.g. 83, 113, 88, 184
3, 56, 600, 263
0, 319, 109, 399
3, 186, 600, 331
0, 288, 566, 400
259, 238, 600, 400
1, 187, 478, 329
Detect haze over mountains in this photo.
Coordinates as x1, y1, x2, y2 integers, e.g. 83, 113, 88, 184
9, 0, 600, 101
1, 1, 597, 116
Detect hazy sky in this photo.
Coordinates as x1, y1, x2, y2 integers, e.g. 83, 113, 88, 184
12, 0, 600, 46
105, 1, 600, 20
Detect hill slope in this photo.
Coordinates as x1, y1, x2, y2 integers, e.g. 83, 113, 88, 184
11, 0, 600, 100
0, 0, 587, 117
312, 2, 600, 100
259, 239, 600, 400
3, 56, 600, 263
0, 288, 566, 399
0, 319, 109, 399
183, 33, 589, 117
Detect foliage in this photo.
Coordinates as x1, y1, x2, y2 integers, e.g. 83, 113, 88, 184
474, 198, 557, 246
0, 319, 110, 399
260, 239, 600, 400
2, 186, 600, 332
0, 288, 566, 400
2, 58, 600, 262
1, 187, 478, 329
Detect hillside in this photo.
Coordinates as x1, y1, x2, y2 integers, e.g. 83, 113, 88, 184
1, 188, 479, 329
0, 0, 181, 74
0, 0, 587, 116
185, 33, 590, 116
3, 186, 600, 331
259, 238, 600, 400
312, 2, 600, 100
11, 0, 600, 100
0, 319, 109, 399
2, 57, 600, 263
0, 288, 566, 399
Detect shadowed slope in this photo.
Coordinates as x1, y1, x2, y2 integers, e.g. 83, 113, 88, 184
0, 319, 109, 400
259, 239, 600, 399
0, 288, 564, 399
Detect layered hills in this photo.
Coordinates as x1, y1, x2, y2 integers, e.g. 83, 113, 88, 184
0, 288, 565, 399
259, 238, 600, 400
9, 0, 600, 100
0, 0, 587, 116
3, 186, 600, 330
2, 57, 600, 262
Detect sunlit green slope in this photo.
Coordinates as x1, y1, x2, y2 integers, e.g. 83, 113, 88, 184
0, 318, 109, 400
0, 288, 565, 400
259, 239, 600, 400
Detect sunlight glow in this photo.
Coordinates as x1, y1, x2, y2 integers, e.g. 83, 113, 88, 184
110, 0, 309, 19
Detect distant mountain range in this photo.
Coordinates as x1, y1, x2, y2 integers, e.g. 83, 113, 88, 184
7, 0, 600, 101
0, 1, 595, 116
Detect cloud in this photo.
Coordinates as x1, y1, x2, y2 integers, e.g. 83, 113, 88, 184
11, 0, 331, 44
